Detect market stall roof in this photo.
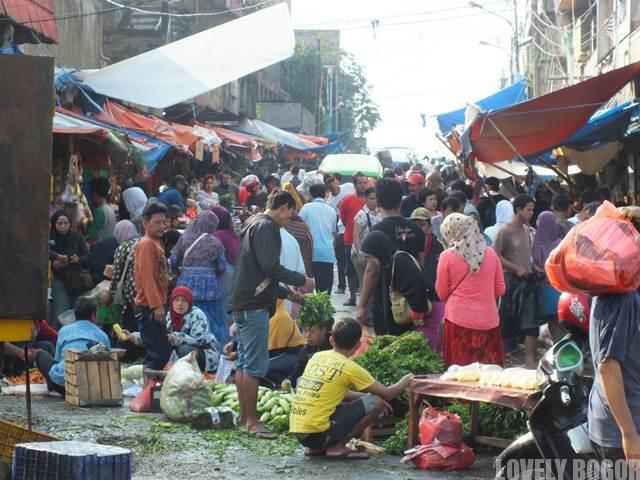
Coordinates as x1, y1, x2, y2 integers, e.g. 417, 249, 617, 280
196, 122, 263, 162
78, 3, 294, 109
319, 154, 383, 178
56, 107, 173, 173
465, 61, 640, 164
436, 79, 527, 135
93, 100, 216, 153
53, 108, 108, 137
478, 160, 582, 179
562, 101, 638, 146
0, 0, 58, 44
235, 118, 319, 151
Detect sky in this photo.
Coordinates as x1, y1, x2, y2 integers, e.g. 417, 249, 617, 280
291, 0, 519, 159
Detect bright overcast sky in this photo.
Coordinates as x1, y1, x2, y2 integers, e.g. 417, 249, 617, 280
291, 0, 517, 159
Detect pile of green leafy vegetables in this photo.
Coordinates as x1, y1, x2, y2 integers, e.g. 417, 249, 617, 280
379, 402, 527, 456
354, 332, 443, 386
297, 291, 336, 330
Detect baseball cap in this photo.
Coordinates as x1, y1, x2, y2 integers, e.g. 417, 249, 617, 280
407, 173, 426, 186
174, 175, 188, 187
410, 207, 431, 221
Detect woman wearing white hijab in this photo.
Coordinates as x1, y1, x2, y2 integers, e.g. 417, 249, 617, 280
122, 187, 148, 233
484, 200, 514, 244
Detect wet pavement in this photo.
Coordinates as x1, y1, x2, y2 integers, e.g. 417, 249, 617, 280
0, 395, 497, 479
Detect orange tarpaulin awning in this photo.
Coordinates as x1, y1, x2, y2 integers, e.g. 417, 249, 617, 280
95, 100, 201, 153
196, 122, 263, 162
467, 61, 640, 164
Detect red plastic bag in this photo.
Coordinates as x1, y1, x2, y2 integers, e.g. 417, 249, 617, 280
351, 326, 374, 359
402, 443, 476, 471
129, 381, 154, 413
545, 201, 640, 295
419, 406, 463, 445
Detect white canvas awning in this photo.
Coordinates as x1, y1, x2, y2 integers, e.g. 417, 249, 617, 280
79, 3, 294, 109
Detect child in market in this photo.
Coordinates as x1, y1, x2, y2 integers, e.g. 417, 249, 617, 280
289, 318, 412, 459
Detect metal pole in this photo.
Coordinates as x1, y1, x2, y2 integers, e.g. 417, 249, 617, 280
24, 344, 32, 430
315, 39, 321, 134
513, 0, 520, 79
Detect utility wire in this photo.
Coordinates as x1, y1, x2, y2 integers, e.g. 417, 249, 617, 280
321, 9, 514, 31
101, 0, 273, 17
16, 0, 272, 24
293, 1, 505, 28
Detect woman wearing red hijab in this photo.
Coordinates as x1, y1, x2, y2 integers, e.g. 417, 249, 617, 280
123, 286, 220, 372
166, 286, 220, 372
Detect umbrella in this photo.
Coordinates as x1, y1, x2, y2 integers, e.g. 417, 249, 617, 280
319, 154, 383, 178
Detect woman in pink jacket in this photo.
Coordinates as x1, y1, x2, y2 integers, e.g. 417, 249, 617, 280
436, 213, 506, 368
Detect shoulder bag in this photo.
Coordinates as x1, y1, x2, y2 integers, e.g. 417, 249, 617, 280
114, 241, 138, 305
389, 251, 432, 325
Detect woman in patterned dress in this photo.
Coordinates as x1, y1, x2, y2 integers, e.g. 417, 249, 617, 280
170, 211, 228, 348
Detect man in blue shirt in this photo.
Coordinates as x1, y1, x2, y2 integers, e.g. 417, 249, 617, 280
158, 175, 188, 210
35, 299, 111, 395
299, 184, 338, 294
589, 292, 640, 469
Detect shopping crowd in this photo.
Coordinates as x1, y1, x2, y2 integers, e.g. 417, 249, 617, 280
1, 160, 621, 456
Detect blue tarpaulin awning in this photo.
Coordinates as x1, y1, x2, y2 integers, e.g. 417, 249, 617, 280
436, 79, 528, 135
562, 101, 638, 146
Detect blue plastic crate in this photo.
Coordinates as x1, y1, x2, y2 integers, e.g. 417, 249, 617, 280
12, 441, 132, 480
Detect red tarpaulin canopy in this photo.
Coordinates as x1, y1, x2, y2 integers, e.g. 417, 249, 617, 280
195, 122, 263, 162
468, 61, 640, 164
95, 100, 200, 152
0, 0, 58, 44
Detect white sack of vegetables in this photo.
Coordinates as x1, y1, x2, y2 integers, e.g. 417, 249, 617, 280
160, 352, 214, 421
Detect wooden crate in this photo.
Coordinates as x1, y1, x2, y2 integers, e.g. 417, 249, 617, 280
363, 416, 399, 442
64, 349, 122, 407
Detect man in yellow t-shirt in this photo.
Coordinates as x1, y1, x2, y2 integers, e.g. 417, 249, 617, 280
290, 318, 412, 459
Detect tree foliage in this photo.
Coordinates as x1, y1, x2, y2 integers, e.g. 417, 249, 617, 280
287, 45, 381, 136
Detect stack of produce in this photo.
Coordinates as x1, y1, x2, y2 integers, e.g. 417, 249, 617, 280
441, 363, 538, 390
209, 383, 240, 410
208, 383, 293, 433
354, 332, 443, 386
256, 387, 292, 432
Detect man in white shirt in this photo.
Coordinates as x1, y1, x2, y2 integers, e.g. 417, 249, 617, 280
300, 184, 338, 294
325, 174, 355, 294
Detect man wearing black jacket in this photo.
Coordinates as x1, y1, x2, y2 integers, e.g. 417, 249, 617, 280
230, 189, 314, 439
282, 325, 332, 389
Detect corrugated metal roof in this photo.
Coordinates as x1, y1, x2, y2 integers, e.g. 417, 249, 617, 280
0, 0, 58, 44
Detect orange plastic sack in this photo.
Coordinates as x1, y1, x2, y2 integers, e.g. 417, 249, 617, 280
545, 201, 640, 295
402, 443, 476, 471
351, 326, 374, 359
419, 407, 463, 445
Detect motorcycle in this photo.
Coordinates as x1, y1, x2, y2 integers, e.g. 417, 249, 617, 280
495, 293, 599, 480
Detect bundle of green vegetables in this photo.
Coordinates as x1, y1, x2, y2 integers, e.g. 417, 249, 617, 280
354, 332, 443, 386
297, 291, 335, 330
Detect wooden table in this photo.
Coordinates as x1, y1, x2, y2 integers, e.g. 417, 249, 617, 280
407, 375, 536, 449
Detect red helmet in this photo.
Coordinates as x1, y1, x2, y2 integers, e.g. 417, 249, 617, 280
558, 292, 591, 335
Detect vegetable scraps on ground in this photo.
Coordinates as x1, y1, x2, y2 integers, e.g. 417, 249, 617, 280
354, 332, 443, 386
296, 291, 335, 330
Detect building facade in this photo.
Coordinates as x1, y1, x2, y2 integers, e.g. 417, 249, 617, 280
524, 0, 640, 101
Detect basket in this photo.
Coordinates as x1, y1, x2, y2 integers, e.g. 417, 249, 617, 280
0, 419, 57, 463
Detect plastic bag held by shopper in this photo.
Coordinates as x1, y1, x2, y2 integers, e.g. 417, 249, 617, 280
545, 201, 640, 295
419, 406, 463, 445
160, 352, 215, 422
